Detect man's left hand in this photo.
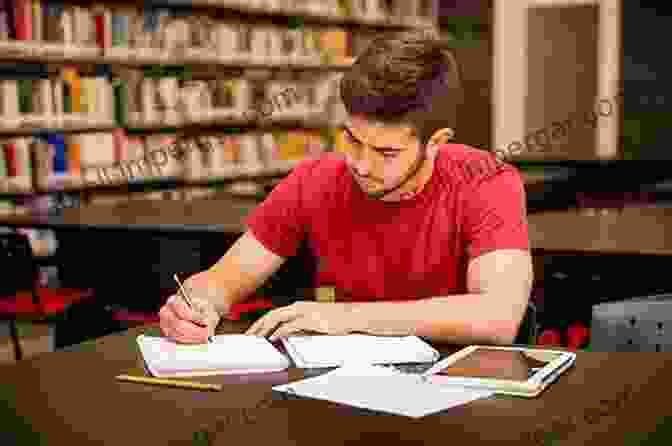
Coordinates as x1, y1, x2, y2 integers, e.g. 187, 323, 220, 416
244, 301, 357, 341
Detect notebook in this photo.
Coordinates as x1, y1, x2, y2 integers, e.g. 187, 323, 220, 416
281, 334, 440, 368
272, 363, 494, 418
136, 334, 290, 378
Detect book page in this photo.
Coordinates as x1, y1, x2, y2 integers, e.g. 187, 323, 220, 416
283, 335, 439, 367
137, 335, 289, 376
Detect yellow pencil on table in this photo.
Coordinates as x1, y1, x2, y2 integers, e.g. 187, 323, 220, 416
115, 374, 222, 392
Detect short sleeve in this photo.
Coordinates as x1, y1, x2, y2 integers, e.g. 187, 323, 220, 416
461, 168, 529, 260
245, 159, 317, 258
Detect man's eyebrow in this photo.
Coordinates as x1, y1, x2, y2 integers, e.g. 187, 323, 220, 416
340, 125, 405, 151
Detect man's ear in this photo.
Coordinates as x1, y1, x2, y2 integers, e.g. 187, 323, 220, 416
426, 128, 455, 158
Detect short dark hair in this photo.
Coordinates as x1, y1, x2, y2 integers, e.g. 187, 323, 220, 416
340, 29, 463, 147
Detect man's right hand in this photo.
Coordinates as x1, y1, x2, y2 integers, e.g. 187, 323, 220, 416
159, 274, 222, 344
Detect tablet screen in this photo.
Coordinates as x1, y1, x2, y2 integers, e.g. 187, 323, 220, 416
435, 348, 565, 382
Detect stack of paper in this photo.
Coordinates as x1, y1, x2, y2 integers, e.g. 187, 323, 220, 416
136, 335, 290, 377
272, 364, 494, 418
281, 334, 440, 368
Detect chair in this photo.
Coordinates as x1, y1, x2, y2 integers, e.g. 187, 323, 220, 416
591, 294, 672, 352
0, 232, 94, 360
513, 301, 538, 345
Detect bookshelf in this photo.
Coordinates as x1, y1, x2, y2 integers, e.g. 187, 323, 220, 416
0, 0, 439, 212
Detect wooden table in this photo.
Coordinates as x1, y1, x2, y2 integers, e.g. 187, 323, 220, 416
2, 320, 671, 446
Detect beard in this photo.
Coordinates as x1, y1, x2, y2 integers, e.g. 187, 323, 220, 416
351, 150, 427, 200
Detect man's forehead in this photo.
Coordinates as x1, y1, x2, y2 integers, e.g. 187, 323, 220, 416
347, 115, 408, 129
345, 115, 413, 146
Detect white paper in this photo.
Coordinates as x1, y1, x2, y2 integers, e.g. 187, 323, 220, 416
282, 335, 440, 368
273, 364, 493, 418
136, 334, 289, 377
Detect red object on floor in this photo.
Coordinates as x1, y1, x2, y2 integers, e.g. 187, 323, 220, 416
228, 296, 275, 321
567, 322, 591, 350
537, 328, 563, 347
0, 287, 94, 317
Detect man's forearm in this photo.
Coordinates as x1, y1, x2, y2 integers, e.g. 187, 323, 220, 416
347, 294, 524, 345
186, 268, 256, 318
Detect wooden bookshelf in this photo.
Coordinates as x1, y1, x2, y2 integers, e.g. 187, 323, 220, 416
0, 1, 438, 204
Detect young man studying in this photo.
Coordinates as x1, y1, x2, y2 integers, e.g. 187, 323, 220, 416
159, 30, 532, 345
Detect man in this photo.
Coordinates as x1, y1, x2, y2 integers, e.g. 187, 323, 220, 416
159, 30, 532, 345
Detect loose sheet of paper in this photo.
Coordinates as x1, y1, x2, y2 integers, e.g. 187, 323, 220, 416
273, 364, 493, 418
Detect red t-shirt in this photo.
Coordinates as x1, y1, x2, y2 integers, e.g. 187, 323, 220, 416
246, 143, 529, 302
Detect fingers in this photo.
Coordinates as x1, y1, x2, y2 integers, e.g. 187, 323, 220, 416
167, 294, 198, 322
159, 296, 211, 343
268, 318, 307, 342
244, 305, 301, 337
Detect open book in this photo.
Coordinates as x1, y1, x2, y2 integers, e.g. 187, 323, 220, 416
136, 335, 290, 378
281, 334, 440, 368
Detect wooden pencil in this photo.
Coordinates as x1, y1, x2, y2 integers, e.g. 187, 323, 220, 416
115, 374, 222, 391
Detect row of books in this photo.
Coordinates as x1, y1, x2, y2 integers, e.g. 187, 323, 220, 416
0, 128, 330, 192
0, 64, 114, 128
0, 0, 423, 65
0, 65, 346, 128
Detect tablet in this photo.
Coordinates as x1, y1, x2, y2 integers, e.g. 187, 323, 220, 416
422, 345, 576, 397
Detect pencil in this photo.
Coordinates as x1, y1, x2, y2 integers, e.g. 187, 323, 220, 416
173, 273, 194, 308
173, 273, 213, 342
115, 374, 222, 392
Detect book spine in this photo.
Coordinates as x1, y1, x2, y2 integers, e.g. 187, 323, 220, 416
124, 69, 142, 125
0, 140, 7, 183
0, 0, 15, 40
13, 0, 32, 41
97, 75, 110, 122
66, 134, 80, 175
33, 76, 50, 115
113, 77, 127, 126
4, 141, 16, 177
60, 5, 71, 45
84, 76, 95, 117
51, 134, 67, 174
140, 77, 156, 124
17, 78, 32, 114
111, 9, 129, 47
103, 8, 112, 48
42, 0, 61, 42
18, 137, 32, 187
0, 79, 19, 119
50, 73, 62, 121
31, 0, 40, 41
70, 5, 82, 45
61, 73, 71, 114
61, 67, 80, 113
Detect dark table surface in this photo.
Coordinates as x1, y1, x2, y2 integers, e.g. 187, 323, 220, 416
2, 320, 671, 446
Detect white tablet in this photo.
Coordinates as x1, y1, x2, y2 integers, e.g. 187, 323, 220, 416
422, 345, 576, 397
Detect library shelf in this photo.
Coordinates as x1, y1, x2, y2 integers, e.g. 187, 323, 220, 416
0, 41, 355, 71
0, 161, 300, 199
97, 0, 434, 30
